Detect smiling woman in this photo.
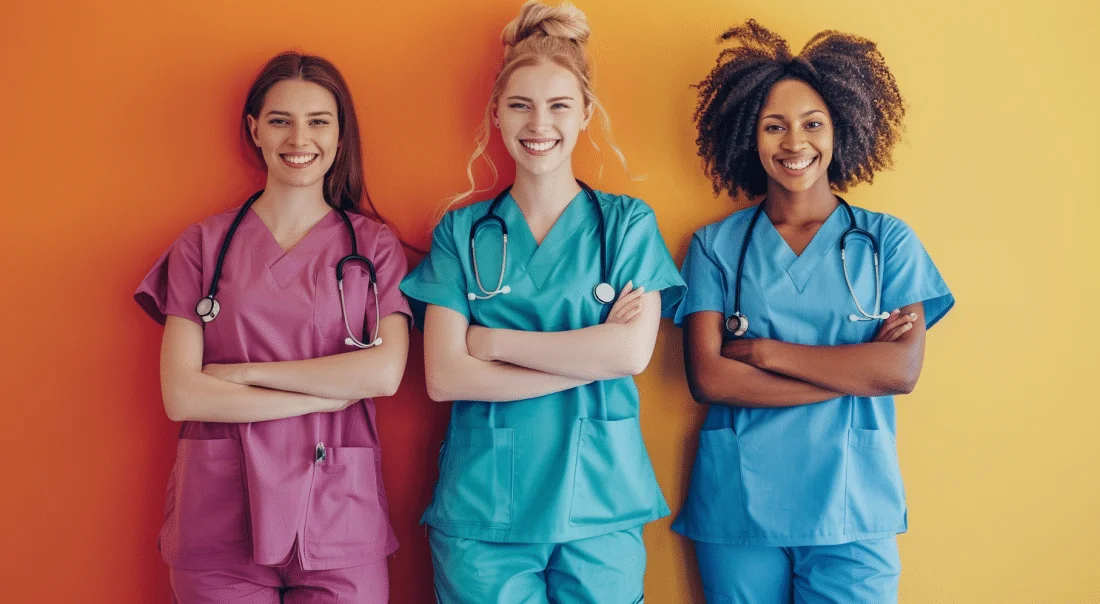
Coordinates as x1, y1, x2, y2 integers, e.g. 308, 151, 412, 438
398, 2, 685, 602
133, 52, 411, 604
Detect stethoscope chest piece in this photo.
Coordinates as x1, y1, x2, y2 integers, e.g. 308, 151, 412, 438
593, 282, 616, 305
725, 312, 749, 337
196, 296, 220, 323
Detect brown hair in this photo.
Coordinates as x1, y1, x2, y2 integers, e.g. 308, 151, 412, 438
446, 1, 627, 212
240, 51, 385, 221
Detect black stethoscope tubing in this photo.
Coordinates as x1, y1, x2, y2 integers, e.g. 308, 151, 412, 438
468, 179, 614, 305
195, 190, 382, 348
726, 197, 884, 337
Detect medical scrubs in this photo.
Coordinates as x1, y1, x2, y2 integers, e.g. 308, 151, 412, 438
672, 203, 953, 604
400, 190, 684, 603
135, 206, 410, 603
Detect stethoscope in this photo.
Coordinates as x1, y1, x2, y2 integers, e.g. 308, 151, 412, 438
194, 190, 383, 348
467, 179, 616, 306
725, 197, 889, 337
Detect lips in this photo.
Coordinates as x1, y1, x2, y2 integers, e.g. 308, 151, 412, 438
777, 155, 817, 175
520, 139, 560, 156
280, 153, 318, 168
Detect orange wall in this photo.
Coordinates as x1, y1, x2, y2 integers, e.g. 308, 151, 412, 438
2, 1, 1099, 602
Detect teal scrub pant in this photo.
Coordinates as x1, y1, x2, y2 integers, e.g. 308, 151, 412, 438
694, 537, 901, 604
429, 527, 646, 603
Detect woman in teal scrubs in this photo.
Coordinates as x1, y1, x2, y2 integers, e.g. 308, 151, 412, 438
674, 21, 953, 603
399, 2, 684, 602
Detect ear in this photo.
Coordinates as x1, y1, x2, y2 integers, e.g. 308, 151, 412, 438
581, 102, 594, 131
491, 102, 500, 128
246, 115, 261, 147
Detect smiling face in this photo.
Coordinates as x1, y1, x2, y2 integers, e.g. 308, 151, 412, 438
246, 79, 340, 191
495, 59, 590, 180
756, 78, 834, 194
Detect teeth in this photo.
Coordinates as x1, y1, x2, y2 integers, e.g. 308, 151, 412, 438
781, 157, 814, 170
284, 154, 316, 164
521, 140, 558, 152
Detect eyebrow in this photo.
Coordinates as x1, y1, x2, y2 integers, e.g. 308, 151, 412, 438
263, 110, 335, 117
761, 109, 827, 120
505, 96, 576, 102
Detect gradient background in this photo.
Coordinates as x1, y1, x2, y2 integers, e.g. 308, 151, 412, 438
2, 0, 1097, 602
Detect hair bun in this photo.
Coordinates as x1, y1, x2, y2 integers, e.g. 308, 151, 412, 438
501, 1, 590, 48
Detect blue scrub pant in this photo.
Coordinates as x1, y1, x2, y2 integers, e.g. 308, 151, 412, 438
694, 537, 900, 604
429, 527, 646, 603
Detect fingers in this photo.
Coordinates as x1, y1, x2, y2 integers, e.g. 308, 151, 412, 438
873, 309, 918, 342
607, 281, 646, 324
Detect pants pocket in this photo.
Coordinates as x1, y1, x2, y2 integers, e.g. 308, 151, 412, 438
436, 427, 514, 527
305, 446, 387, 558
569, 417, 659, 526
845, 428, 906, 534
162, 438, 249, 565
680, 428, 749, 539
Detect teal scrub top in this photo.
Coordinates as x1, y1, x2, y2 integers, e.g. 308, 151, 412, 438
400, 190, 686, 543
670, 203, 954, 547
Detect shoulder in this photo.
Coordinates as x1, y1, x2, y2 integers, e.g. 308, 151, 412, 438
848, 204, 916, 243
593, 190, 653, 221
694, 204, 759, 248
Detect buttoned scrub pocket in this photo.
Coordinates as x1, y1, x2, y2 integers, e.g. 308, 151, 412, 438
435, 427, 515, 527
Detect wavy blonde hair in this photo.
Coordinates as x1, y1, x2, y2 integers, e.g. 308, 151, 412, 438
443, 0, 629, 215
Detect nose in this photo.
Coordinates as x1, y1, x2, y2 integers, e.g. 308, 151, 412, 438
290, 123, 310, 147
527, 107, 551, 133
780, 128, 807, 152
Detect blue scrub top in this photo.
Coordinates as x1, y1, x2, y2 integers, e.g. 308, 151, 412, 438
671, 203, 954, 547
401, 190, 686, 543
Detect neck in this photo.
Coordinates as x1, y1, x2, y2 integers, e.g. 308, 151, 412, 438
510, 163, 581, 220
252, 178, 332, 238
763, 177, 837, 225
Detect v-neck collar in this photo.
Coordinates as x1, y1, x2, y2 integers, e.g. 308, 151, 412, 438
758, 203, 846, 293
246, 207, 344, 289
499, 189, 592, 290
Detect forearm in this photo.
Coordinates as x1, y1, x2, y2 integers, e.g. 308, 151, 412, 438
227, 315, 410, 400
689, 355, 842, 408
484, 323, 648, 381
755, 339, 922, 397
426, 354, 592, 403
163, 369, 344, 423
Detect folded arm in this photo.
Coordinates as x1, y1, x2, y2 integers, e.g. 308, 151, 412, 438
160, 316, 353, 423
201, 314, 410, 400
726, 303, 927, 397
466, 285, 661, 381
423, 305, 592, 403
684, 311, 843, 408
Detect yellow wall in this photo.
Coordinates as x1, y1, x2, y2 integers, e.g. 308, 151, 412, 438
1, 0, 1097, 601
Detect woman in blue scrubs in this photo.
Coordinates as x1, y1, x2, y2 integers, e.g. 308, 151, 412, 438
399, 2, 684, 602
674, 21, 954, 603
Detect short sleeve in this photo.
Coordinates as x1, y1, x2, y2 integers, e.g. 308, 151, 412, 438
672, 231, 727, 326
371, 224, 413, 323
609, 200, 686, 318
880, 216, 954, 329
399, 211, 472, 329
134, 225, 205, 326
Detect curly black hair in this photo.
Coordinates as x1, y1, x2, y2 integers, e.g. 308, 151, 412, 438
694, 20, 905, 198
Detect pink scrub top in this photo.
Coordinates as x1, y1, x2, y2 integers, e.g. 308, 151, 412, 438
135, 205, 411, 571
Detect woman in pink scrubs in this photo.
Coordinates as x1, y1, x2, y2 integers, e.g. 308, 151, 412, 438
134, 52, 410, 603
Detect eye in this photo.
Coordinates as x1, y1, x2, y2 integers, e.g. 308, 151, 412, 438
310, 119, 330, 126
806, 120, 824, 129
268, 118, 289, 126
551, 102, 571, 110
763, 123, 785, 133
508, 102, 530, 110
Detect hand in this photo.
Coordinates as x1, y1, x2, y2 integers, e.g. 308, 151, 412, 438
202, 363, 251, 385
873, 309, 917, 342
606, 280, 645, 325
466, 325, 496, 362
721, 338, 764, 366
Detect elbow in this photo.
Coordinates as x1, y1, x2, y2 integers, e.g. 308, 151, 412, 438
368, 360, 405, 399
622, 350, 654, 377
424, 363, 455, 403
162, 388, 192, 422
686, 372, 717, 405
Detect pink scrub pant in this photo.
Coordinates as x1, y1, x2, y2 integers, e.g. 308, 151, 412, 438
169, 556, 388, 604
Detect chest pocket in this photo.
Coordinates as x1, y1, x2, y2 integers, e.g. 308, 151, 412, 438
314, 263, 374, 341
